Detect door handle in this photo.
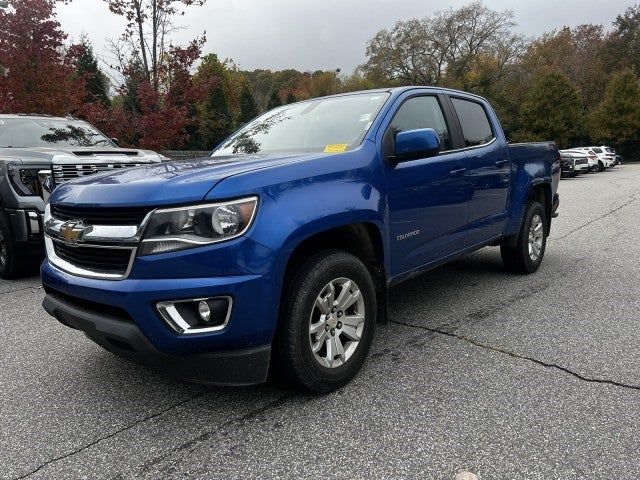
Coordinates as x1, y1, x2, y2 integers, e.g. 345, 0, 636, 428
494, 159, 509, 168
449, 167, 467, 177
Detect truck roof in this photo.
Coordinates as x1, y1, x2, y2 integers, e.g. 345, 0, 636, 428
287, 86, 488, 105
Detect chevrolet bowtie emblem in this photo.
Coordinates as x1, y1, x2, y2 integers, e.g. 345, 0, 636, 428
59, 221, 89, 244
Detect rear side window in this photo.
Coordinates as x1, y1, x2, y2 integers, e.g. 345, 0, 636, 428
389, 96, 452, 151
592, 147, 602, 153
451, 98, 495, 147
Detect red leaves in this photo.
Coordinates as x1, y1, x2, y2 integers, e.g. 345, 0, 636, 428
0, 0, 83, 115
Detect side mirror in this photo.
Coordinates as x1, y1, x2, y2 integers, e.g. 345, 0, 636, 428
393, 128, 440, 162
111, 137, 120, 146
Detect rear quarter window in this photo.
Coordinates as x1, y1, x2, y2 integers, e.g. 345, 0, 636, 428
451, 98, 495, 147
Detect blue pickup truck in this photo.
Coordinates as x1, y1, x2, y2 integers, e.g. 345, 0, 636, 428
41, 87, 560, 393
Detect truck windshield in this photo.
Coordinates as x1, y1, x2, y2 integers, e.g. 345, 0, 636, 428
0, 118, 114, 148
212, 92, 390, 156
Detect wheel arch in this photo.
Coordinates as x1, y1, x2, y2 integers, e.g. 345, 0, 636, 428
278, 221, 388, 326
527, 182, 552, 235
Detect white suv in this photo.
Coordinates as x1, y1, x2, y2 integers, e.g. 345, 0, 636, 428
575, 146, 615, 171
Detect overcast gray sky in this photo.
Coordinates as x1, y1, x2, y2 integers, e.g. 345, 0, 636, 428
57, 0, 635, 74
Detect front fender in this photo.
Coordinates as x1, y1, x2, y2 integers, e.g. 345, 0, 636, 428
206, 144, 389, 315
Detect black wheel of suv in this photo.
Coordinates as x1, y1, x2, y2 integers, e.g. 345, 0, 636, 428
500, 201, 547, 274
597, 161, 604, 172
275, 249, 377, 393
0, 212, 22, 279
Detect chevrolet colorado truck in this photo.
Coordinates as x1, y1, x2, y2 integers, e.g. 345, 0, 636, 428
0, 114, 163, 278
41, 87, 560, 393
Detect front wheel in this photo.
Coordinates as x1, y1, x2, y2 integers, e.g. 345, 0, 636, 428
275, 250, 376, 393
501, 201, 547, 274
0, 213, 24, 280
597, 161, 604, 172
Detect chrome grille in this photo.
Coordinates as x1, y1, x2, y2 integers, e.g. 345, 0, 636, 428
52, 163, 144, 184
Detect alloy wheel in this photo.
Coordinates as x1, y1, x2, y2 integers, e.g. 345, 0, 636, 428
308, 277, 365, 368
528, 214, 544, 261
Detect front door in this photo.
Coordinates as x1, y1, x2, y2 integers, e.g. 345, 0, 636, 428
383, 94, 471, 278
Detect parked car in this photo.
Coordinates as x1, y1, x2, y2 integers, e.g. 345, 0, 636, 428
41, 87, 560, 393
602, 146, 617, 167
559, 150, 589, 177
570, 147, 598, 172
574, 146, 615, 171
0, 114, 165, 279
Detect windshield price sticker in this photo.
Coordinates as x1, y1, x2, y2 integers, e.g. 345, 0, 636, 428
324, 144, 349, 153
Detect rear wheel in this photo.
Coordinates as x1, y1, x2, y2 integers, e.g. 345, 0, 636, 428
501, 201, 547, 274
275, 250, 376, 393
597, 161, 604, 172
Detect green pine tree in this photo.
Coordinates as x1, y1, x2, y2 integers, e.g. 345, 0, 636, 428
589, 70, 640, 158
267, 90, 282, 110
75, 39, 111, 107
520, 72, 582, 148
193, 54, 233, 149
239, 84, 259, 123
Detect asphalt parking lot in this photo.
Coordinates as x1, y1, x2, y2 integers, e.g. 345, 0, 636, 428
2, 164, 639, 480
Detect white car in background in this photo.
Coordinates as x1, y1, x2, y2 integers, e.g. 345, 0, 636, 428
575, 146, 615, 172
559, 149, 590, 176
569, 148, 598, 172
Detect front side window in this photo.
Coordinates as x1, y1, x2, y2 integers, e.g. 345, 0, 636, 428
0, 118, 114, 148
213, 92, 389, 156
451, 98, 495, 147
388, 96, 452, 151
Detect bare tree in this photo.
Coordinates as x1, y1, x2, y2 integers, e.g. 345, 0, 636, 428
104, 0, 205, 90
362, 1, 525, 87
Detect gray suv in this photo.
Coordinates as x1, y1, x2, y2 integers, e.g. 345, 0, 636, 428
0, 114, 164, 278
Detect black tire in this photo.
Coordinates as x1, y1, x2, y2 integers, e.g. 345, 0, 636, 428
597, 161, 604, 172
0, 212, 23, 280
274, 249, 377, 393
500, 201, 547, 274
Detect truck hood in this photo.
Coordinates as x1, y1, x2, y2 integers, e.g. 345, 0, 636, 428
50, 153, 318, 207
0, 146, 163, 165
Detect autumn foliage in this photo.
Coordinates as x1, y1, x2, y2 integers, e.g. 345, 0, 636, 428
0, 0, 84, 115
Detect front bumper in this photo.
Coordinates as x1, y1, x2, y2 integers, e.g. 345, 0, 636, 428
41, 235, 280, 385
42, 291, 270, 385
6, 208, 44, 254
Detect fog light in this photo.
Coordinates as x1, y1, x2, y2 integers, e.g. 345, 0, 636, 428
198, 301, 212, 322
156, 296, 232, 334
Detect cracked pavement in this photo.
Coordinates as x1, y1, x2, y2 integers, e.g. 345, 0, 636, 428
2, 165, 640, 479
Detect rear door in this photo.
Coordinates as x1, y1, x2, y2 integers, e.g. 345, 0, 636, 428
448, 96, 510, 246
381, 93, 471, 277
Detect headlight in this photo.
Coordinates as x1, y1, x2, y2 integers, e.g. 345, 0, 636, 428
8, 166, 42, 196
139, 196, 258, 255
